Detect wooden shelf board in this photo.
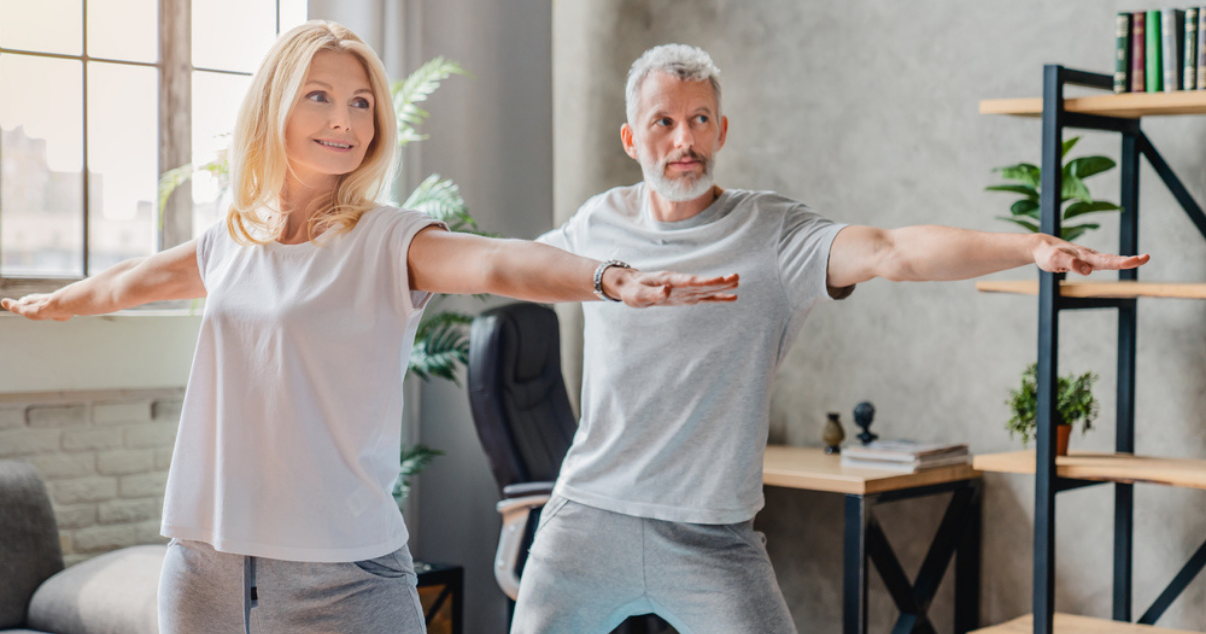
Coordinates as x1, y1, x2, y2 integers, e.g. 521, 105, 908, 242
763, 445, 979, 495
973, 451, 1206, 490
981, 91, 1206, 118
971, 613, 1201, 634
976, 280, 1206, 300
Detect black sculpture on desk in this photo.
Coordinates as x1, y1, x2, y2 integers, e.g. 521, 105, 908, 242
854, 401, 877, 446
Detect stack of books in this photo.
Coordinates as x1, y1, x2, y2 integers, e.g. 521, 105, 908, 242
1115, 8, 1206, 94
840, 440, 970, 474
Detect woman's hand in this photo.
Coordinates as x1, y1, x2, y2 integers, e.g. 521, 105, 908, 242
1, 239, 205, 321
0, 294, 73, 321
604, 269, 739, 307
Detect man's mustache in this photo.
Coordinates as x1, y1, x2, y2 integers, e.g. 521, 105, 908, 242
661, 149, 708, 168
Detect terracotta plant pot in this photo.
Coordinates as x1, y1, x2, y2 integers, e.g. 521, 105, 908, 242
1056, 424, 1072, 457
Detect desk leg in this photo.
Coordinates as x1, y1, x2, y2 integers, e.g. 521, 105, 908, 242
844, 494, 870, 634
954, 480, 982, 634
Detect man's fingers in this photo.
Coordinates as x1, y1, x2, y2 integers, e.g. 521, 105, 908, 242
1079, 251, 1150, 273
664, 272, 739, 289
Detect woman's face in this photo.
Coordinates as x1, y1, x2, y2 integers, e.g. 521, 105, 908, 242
284, 50, 376, 189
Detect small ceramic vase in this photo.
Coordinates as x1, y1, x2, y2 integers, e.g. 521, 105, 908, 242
823, 412, 845, 454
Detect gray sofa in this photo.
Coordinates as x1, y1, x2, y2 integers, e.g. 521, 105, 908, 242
0, 461, 164, 634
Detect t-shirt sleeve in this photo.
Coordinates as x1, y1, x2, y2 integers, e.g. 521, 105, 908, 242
536, 199, 594, 254
389, 209, 448, 316
194, 220, 230, 290
777, 203, 852, 310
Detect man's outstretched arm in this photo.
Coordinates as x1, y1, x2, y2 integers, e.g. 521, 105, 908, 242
826, 225, 1150, 288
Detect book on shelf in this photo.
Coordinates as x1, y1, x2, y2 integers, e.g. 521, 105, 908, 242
1114, 8, 1206, 93
1198, 8, 1206, 87
1117, 12, 1133, 93
1162, 8, 1186, 92
840, 453, 971, 474
1133, 11, 1147, 92
1147, 9, 1163, 92
1186, 7, 1199, 89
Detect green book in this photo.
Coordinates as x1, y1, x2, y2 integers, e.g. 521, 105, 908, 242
1147, 9, 1163, 92
1117, 12, 1133, 93
1186, 8, 1198, 90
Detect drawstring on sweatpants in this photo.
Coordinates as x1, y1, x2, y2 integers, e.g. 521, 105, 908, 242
243, 555, 258, 634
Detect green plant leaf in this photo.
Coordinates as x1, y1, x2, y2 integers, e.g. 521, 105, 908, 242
392, 443, 445, 503
404, 174, 479, 231
992, 163, 1040, 188
1010, 199, 1040, 220
1066, 155, 1116, 179
1060, 223, 1099, 242
408, 311, 474, 384
157, 163, 194, 219
996, 216, 1040, 232
1060, 175, 1092, 203
985, 184, 1039, 201
1005, 362, 1099, 447
1064, 200, 1123, 220
1061, 136, 1081, 158
391, 57, 469, 147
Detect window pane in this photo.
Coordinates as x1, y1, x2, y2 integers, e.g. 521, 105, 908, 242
87, 62, 157, 273
278, 0, 309, 34
87, 0, 157, 63
192, 0, 275, 73
0, 0, 82, 56
191, 70, 251, 236
0, 55, 84, 277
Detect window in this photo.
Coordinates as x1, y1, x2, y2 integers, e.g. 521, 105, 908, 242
0, 0, 306, 295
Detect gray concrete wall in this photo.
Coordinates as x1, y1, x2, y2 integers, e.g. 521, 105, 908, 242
395, 2, 554, 633
554, 1, 1206, 632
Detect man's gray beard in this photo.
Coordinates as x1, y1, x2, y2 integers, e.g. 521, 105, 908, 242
639, 153, 715, 203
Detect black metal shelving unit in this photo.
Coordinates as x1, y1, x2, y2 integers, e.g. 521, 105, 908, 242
1024, 65, 1206, 634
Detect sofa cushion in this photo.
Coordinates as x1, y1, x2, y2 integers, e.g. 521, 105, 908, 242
27, 545, 165, 634
0, 461, 64, 630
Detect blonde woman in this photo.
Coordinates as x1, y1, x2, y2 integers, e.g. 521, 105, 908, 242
1, 21, 737, 634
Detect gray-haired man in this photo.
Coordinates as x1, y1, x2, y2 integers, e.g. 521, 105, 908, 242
514, 45, 1146, 633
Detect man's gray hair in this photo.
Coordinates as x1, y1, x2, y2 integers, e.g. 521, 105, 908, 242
625, 44, 722, 125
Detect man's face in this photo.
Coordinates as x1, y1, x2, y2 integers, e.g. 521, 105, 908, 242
622, 71, 727, 202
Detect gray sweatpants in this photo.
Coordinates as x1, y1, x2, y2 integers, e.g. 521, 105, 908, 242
511, 496, 798, 634
158, 538, 426, 634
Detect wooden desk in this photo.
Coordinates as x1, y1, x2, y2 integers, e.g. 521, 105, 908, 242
763, 446, 983, 634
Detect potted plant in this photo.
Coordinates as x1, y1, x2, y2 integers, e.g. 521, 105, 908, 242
159, 57, 479, 504
986, 136, 1122, 242
1006, 363, 1099, 456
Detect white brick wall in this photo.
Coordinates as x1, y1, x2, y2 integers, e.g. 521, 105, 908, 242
0, 389, 183, 567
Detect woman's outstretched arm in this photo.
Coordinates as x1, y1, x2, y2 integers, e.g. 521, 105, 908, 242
407, 228, 739, 306
1, 240, 206, 321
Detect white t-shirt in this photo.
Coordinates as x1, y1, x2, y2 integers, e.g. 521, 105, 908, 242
161, 207, 442, 562
538, 184, 848, 524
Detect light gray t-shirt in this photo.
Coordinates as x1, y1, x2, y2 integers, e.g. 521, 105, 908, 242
538, 183, 849, 524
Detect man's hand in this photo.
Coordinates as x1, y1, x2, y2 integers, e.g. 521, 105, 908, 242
1032, 234, 1150, 276
828, 225, 1151, 287
1, 294, 73, 321
604, 269, 739, 307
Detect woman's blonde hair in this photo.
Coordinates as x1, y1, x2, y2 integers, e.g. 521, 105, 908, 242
226, 20, 397, 244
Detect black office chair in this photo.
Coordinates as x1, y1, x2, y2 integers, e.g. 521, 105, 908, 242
467, 303, 671, 634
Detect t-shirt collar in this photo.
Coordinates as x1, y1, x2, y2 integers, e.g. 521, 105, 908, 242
639, 183, 733, 231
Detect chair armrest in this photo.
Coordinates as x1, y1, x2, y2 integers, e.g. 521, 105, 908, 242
502, 481, 555, 499
493, 493, 550, 600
